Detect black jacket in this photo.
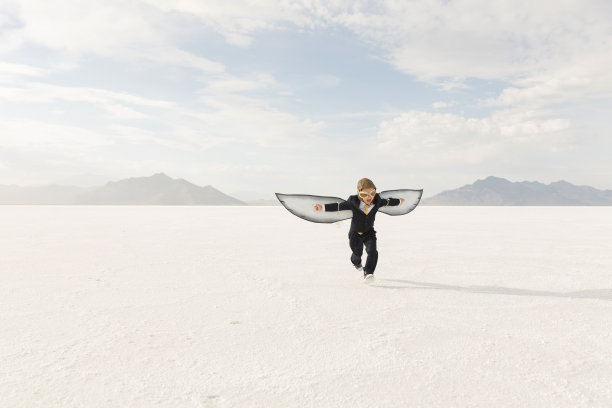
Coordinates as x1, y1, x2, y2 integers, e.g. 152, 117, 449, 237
324, 194, 400, 234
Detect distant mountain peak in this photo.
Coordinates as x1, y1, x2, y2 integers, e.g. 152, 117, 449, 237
473, 176, 512, 187
79, 173, 244, 205
550, 180, 572, 187
480, 176, 509, 182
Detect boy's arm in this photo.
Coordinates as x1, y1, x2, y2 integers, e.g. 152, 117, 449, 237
314, 201, 351, 212
324, 201, 351, 211
380, 197, 405, 207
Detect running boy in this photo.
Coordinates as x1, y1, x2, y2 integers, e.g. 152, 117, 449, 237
313, 178, 404, 280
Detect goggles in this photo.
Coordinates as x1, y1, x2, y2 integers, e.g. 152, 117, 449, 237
358, 190, 376, 198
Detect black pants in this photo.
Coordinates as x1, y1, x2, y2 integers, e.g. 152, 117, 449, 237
349, 229, 378, 274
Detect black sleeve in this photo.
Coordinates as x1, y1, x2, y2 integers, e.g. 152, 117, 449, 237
324, 200, 351, 212
382, 198, 401, 207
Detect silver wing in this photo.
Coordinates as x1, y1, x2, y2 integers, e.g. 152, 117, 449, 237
276, 188, 423, 224
378, 189, 423, 216
275, 193, 351, 223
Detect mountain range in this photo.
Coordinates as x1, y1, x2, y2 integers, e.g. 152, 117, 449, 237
422, 176, 612, 206
0, 173, 245, 205
2, 174, 612, 205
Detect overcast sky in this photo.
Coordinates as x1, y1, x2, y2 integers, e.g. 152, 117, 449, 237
1, 0, 611, 198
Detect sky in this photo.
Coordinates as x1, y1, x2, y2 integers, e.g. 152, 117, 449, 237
1, 0, 611, 199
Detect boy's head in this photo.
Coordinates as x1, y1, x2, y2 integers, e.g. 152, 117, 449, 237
357, 178, 376, 205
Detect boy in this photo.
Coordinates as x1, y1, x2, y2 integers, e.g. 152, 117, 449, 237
313, 178, 404, 280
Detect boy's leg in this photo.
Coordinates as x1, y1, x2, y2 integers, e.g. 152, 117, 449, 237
363, 233, 378, 274
348, 232, 364, 266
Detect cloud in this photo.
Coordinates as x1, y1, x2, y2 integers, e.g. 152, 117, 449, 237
6, 0, 609, 105
0, 118, 113, 154
314, 74, 342, 88
376, 109, 571, 166
0, 67, 327, 184
335, 0, 612, 112
486, 57, 612, 109
7, 1, 156, 52
161, 0, 612, 118
2, 0, 225, 73
0, 116, 229, 184
194, 72, 325, 146
0, 61, 80, 84
144, 0, 327, 46
337, 1, 609, 79
0, 61, 45, 77
142, 47, 225, 74
102, 104, 150, 120
0, 82, 176, 110
202, 72, 276, 95
432, 101, 456, 110
1, 0, 325, 66
325, 0, 611, 180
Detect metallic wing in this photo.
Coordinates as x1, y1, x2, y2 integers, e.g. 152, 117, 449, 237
276, 189, 423, 224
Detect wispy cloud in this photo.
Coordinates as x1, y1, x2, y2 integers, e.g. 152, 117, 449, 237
432, 101, 456, 110
0, 61, 45, 78
0, 82, 176, 107
376, 109, 571, 166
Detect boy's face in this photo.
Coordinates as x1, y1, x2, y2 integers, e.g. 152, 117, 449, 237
358, 188, 376, 205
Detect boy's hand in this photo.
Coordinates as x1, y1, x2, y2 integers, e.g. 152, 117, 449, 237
313, 204, 323, 211
400, 198, 405, 205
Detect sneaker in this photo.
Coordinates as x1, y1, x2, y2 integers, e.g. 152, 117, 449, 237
364, 272, 375, 283
353, 263, 363, 271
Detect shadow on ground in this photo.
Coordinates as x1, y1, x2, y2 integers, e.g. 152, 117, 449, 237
374, 279, 612, 301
